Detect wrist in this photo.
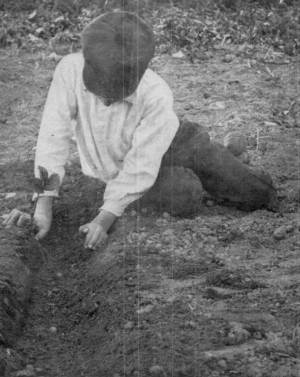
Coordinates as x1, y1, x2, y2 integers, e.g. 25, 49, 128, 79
35, 196, 53, 215
92, 210, 117, 233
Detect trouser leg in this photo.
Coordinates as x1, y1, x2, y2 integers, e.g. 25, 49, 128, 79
161, 119, 278, 211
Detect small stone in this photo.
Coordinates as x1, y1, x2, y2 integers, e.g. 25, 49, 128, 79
217, 359, 227, 369
5, 192, 16, 199
285, 224, 294, 233
206, 199, 214, 207
56, 272, 63, 278
172, 50, 185, 59
149, 365, 165, 376
16, 365, 35, 377
209, 101, 226, 110
224, 132, 247, 157
49, 326, 57, 333
204, 287, 235, 299
238, 151, 250, 164
222, 54, 234, 63
137, 304, 154, 315
184, 320, 197, 329
273, 226, 287, 240
124, 321, 134, 330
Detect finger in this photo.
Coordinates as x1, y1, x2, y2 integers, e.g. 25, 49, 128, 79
90, 230, 108, 250
95, 232, 108, 249
84, 229, 102, 249
35, 227, 48, 241
17, 214, 31, 227
5, 210, 21, 227
2, 209, 17, 225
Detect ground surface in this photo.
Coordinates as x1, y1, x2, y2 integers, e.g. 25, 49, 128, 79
0, 45, 299, 377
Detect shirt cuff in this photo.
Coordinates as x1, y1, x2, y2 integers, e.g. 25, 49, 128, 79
32, 190, 59, 202
100, 200, 125, 217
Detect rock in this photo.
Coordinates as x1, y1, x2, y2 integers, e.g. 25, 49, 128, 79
222, 54, 234, 63
238, 151, 250, 164
137, 304, 154, 315
224, 132, 247, 157
4, 192, 16, 199
273, 226, 287, 240
149, 365, 165, 376
16, 365, 35, 377
184, 320, 197, 329
28, 10, 38, 21
217, 359, 227, 369
206, 199, 214, 207
225, 322, 251, 345
49, 326, 57, 333
124, 321, 134, 330
204, 287, 236, 299
209, 101, 226, 110
172, 50, 185, 59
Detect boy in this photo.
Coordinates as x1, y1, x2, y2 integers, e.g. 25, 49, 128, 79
3, 12, 277, 247
4, 11, 180, 250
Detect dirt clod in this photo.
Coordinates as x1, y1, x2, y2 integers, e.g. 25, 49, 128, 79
149, 365, 165, 376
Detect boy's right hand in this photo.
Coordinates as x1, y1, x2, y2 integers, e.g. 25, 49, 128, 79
1, 197, 53, 240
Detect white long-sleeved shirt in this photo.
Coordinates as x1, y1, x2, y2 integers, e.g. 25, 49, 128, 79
34, 52, 179, 216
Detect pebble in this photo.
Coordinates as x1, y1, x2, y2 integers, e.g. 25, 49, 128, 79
124, 321, 134, 330
49, 326, 57, 333
16, 365, 35, 377
273, 226, 288, 240
205, 287, 235, 299
224, 132, 247, 157
238, 151, 250, 164
206, 199, 214, 207
184, 320, 197, 329
217, 359, 227, 369
149, 365, 165, 376
209, 101, 226, 110
56, 272, 63, 278
222, 54, 234, 63
137, 304, 154, 315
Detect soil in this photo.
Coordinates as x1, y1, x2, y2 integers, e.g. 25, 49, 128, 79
0, 45, 299, 377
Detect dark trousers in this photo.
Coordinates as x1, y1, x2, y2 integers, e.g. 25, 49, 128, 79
141, 119, 277, 216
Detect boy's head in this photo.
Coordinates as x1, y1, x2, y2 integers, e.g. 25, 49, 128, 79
81, 11, 155, 105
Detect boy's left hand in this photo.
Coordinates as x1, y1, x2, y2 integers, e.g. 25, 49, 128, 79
79, 209, 117, 250
79, 222, 108, 250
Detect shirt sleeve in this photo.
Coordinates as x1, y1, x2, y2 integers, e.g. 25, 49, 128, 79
100, 87, 179, 216
34, 56, 77, 198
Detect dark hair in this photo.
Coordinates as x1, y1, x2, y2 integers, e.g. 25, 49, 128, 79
81, 11, 155, 102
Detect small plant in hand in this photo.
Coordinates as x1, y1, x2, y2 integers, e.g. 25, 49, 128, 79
32, 166, 60, 198
1, 166, 59, 236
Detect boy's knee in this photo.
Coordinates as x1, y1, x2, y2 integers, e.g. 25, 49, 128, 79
140, 166, 204, 217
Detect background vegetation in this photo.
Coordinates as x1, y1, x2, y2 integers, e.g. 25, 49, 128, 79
0, 0, 299, 59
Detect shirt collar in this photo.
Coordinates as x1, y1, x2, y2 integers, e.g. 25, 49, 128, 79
83, 85, 137, 105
